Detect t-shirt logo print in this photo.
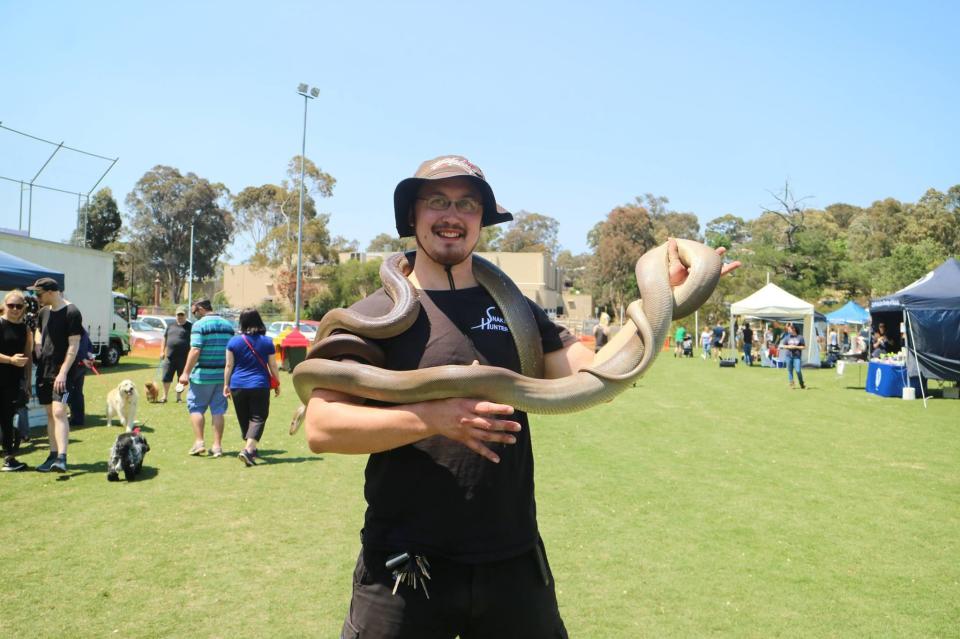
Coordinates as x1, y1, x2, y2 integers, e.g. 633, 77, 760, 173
471, 306, 509, 333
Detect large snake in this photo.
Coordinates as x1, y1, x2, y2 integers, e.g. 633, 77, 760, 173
290, 239, 721, 419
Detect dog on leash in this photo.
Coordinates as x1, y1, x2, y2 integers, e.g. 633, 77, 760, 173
143, 381, 160, 403
106, 379, 139, 431
107, 427, 150, 482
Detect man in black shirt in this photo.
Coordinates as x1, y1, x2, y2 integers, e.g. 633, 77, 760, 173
28, 277, 83, 473
159, 306, 192, 403
742, 323, 754, 366
303, 155, 738, 638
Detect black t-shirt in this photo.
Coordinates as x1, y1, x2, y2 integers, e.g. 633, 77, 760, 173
348, 285, 575, 563
0, 318, 28, 386
742, 326, 753, 345
164, 321, 193, 358
38, 303, 83, 380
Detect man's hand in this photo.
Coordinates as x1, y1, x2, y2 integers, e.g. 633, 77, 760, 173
667, 238, 741, 287
424, 398, 521, 464
178, 373, 189, 386
54, 372, 67, 394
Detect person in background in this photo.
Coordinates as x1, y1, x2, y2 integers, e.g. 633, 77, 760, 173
673, 324, 686, 357
593, 312, 610, 353
67, 328, 96, 426
700, 326, 712, 360
28, 277, 82, 473
871, 322, 891, 358
781, 322, 806, 389
711, 321, 726, 360
0, 290, 33, 471
741, 323, 754, 366
223, 308, 280, 466
160, 306, 192, 403
179, 298, 234, 457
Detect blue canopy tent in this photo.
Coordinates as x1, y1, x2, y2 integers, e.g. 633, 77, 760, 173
825, 301, 870, 325
0, 250, 65, 290
870, 258, 960, 395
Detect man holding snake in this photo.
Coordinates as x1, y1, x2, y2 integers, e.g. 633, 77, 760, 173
303, 155, 738, 638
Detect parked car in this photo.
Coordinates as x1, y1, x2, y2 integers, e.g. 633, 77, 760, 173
266, 320, 318, 341
139, 315, 177, 331
129, 320, 164, 350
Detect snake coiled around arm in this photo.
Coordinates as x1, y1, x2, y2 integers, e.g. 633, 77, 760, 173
291, 239, 721, 415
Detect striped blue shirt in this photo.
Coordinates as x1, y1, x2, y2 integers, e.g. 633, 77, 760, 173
189, 314, 235, 384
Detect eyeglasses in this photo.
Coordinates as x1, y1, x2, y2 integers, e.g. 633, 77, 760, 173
416, 195, 481, 214
5, 303, 24, 310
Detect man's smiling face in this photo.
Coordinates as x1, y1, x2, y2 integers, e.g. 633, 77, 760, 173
411, 176, 483, 267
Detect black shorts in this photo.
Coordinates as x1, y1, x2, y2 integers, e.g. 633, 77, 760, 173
36, 377, 76, 405
162, 354, 188, 383
341, 540, 568, 639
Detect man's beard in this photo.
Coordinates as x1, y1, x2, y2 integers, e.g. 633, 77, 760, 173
415, 226, 478, 268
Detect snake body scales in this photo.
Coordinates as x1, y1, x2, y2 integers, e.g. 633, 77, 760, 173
292, 239, 721, 415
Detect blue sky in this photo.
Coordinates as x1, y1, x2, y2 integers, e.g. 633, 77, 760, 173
1, 1, 957, 260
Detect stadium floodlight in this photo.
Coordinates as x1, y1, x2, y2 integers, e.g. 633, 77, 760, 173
294, 83, 319, 328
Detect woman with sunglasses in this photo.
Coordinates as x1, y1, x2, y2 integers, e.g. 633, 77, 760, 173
1, 290, 34, 471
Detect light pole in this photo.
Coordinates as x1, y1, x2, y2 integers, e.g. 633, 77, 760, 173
187, 209, 200, 319
295, 83, 319, 328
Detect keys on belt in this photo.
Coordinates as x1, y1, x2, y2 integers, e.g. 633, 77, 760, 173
385, 552, 431, 599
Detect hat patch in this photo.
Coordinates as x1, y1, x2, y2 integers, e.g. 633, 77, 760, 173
428, 157, 484, 179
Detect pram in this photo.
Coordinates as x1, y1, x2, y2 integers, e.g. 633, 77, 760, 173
681, 335, 694, 357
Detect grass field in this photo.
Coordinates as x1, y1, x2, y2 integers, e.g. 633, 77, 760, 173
2, 353, 957, 638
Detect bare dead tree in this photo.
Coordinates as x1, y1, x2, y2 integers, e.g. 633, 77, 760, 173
762, 180, 814, 250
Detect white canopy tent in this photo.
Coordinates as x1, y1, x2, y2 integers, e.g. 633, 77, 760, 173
730, 283, 820, 367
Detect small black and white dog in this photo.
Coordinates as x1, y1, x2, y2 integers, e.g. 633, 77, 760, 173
107, 428, 150, 482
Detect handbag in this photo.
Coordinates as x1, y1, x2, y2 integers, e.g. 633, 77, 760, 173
241, 335, 280, 390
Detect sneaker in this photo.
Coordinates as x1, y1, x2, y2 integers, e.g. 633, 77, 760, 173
188, 442, 206, 456
50, 458, 67, 473
238, 449, 255, 467
36, 454, 58, 473
250, 449, 265, 463
2, 458, 27, 472
210, 446, 223, 458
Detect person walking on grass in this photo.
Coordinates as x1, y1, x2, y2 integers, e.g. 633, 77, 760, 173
781, 322, 806, 389
711, 321, 726, 360
673, 324, 686, 357
742, 322, 754, 366
700, 326, 712, 359
223, 308, 280, 466
0, 290, 33, 471
179, 298, 234, 457
29, 278, 82, 473
160, 306, 192, 403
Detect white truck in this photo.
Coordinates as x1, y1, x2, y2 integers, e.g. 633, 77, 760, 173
0, 231, 134, 366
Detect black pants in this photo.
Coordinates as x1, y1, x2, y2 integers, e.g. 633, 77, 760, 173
68, 368, 86, 426
0, 385, 22, 457
230, 388, 270, 441
341, 540, 568, 639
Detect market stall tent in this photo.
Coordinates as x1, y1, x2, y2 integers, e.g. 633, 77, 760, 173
870, 258, 960, 382
0, 250, 65, 290
730, 282, 819, 366
825, 300, 870, 325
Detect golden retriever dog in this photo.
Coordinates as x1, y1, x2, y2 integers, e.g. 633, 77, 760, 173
106, 379, 139, 431
143, 381, 160, 403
